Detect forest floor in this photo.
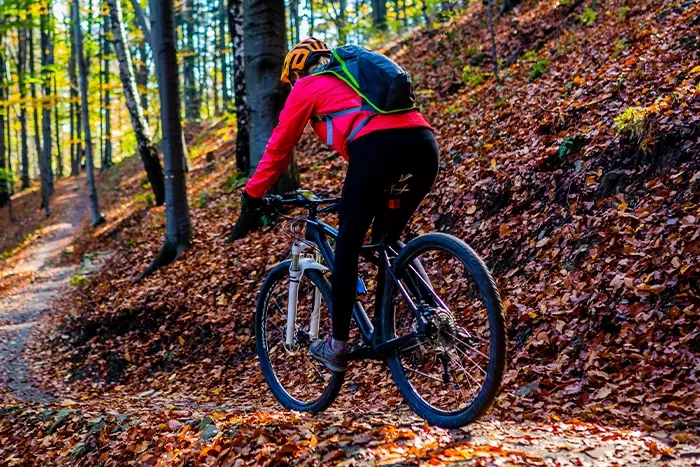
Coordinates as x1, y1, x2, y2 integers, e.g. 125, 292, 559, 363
1, 0, 699, 464
0, 180, 694, 464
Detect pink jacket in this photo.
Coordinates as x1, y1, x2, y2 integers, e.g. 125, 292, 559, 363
245, 74, 432, 198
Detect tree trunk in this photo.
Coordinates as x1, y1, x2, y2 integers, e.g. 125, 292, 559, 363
290, 0, 300, 44
40, 4, 54, 215
130, 0, 153, 46
228, 0, 249, 173
0, 39, 7, 209
99, 12, 104, 168
103, 12, 113, 169
243, 0, 297, 192
197, 20, 209, 118
106, 0, 166, 205
422, 0, 431, 30
372, 0, 388, 31
137, 41, 149, 111
29, 27, 42, 181
308, 0, 315, 36
338, 0, 347, 43
183, 0, 198, 120
69, 20, 82, 176
53, 73, 62, 178
18, 27, 31, 189
219, 0, 229, 106
486, 0, 499, 81
139, 0, 192, 280
213, 24, 220, 115
72, 0, 106, 227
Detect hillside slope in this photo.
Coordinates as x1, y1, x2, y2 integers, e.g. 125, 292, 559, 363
7, 0, 697, 459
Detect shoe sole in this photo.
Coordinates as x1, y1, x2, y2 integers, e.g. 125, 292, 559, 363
310, 354, 347, 373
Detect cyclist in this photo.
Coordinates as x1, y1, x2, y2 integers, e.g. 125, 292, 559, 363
231, 38, 440, 372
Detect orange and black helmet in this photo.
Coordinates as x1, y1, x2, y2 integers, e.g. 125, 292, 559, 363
281, 37, 331, 83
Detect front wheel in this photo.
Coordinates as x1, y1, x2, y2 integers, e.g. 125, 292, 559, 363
382, 233, 506, 428
255, 260, 343, 412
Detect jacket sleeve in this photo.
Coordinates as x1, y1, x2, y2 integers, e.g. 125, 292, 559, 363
245, 81, 316, 198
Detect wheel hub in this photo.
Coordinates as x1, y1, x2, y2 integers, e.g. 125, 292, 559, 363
424, 307, 457, 350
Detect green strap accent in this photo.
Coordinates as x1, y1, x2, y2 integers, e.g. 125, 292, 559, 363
332, 49, 361, 89
313, 69, 416, 115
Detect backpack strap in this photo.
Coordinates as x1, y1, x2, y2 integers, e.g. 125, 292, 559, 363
347, 113, 376, 142
315, 106, 363, 145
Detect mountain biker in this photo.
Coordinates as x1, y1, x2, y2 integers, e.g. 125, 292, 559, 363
231, 38, 440, 372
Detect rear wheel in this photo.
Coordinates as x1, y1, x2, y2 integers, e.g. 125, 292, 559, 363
255, 260, 343, 412
382, 233, 506, 428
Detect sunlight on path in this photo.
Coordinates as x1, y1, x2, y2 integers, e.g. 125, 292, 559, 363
0, 180, 86, 403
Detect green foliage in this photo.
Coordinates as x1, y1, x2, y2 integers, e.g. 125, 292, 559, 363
494, 98, 506, 109
0, 169, 14, 195
578, 7, 597, 27
557, 135, 588, 159
462, 65, 486, 87
614, 37, 628, 54
619, 6, 630, 21
69, 275, 88, 288
614, 106, 650, 138
468, 54, 486, 66
196, 192, 211, 209
444, 103, 465, 115
522, 50, 538, 61
225, 175, 248, 193
529, 60, 549, 80
134, 192, 155, 206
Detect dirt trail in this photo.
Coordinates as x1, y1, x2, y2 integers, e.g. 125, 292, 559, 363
0, 178, 87, 402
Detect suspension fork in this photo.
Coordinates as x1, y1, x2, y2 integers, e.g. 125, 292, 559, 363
286, 243, 302, 349
308, 250, 323, 340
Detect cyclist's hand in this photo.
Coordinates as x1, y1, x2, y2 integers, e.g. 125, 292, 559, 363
225, 192, 264, 242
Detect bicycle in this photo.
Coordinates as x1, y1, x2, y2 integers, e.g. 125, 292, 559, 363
254, 188, 506, 428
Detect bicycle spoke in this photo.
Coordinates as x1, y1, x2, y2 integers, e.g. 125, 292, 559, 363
444, 330, 489, 361
450, 340, 487, 376
262, 273, 335, 406
403, 365, 446, 384
446, 351, 483, 388
300, 351, 328, 383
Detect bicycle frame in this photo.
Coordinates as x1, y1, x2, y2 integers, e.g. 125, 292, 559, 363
297, 213, 427, 361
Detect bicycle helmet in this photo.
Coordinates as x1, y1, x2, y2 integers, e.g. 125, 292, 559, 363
281, 37, 331, 84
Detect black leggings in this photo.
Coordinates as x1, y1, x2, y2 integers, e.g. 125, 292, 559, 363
331, 128, 440, 341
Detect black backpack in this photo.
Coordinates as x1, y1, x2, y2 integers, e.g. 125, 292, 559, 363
312, 45, 417, 142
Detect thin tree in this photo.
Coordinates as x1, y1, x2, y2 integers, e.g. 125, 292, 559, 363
68, 18, 82, 176
103, 12, 113, 169
72, 0, 106, 226
106, 0, 165, 205
129, 0, 190, 161
40, 2, 54, 215
308, 0, 315, 36
130, 0, 152, 46
183, 0, 198, 120
139, 0, 192, 279
243, 0, 298, 192
227, 0, 249, 172
218, 0, 229, 107
28, 26, 42, 185
18, 27, 31, 189
289, 0, 300, 45
53, 73, 62, 178
213, 16, 220, 114
486, 0, 499, 81
0, 34, 7, 209
372, 0, 388, 32
136, 41, 149, 110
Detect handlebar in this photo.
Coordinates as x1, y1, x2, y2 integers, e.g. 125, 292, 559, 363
262, 189, 340, 214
